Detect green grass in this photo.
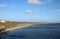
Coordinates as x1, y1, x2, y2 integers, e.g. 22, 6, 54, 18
0, 21, 32, 29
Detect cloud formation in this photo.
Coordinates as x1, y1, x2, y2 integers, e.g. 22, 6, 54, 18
28, 0, 44, 5
25, 9, 39, 14
0, 4, 7, 8
45, 0, 52, 2
28, 0, 52, 5
25, 9, 32, 13
0, 11, 8, 14
55, 10, 60, 13
35, 16, 48, 19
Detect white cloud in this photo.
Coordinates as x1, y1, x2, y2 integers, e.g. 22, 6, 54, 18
54, 10, 60, 13
35, 16, 48, 19
28, 0, 44, 5
25, 9, 32, 13
45, 0, 52, 2
28, 0, 52, 5
25, 9, 39, 14
33, 9, 39, 13
55, 10, 60, 11
0, 4, 7, 8
0, 12, 8, 14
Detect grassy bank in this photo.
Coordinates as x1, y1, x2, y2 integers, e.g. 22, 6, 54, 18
0, 21, 59, 29
0, 21, 32, 29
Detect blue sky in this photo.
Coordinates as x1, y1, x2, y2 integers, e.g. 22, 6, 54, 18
0, 0, 60, 22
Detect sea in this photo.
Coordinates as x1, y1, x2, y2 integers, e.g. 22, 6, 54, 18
0, 24, 60, 39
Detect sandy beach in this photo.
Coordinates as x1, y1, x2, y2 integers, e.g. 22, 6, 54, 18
0, 24, 33, 34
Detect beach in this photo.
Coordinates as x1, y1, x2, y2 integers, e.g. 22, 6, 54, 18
0, 24, 33, 34
1, 24, 60, 39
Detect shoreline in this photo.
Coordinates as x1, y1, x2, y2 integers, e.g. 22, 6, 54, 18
0, 24, 33, 34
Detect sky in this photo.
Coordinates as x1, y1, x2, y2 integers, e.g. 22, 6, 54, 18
0, 0, 60, 22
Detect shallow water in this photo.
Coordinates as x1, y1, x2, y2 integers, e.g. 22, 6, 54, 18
1, 24, 60, 39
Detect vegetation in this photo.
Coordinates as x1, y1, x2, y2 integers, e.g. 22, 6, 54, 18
0, 21, 32, 29
0, 21, 59, 30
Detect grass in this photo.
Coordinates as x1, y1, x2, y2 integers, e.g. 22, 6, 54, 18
0, 21, 32, 29
0, 21, 58, 29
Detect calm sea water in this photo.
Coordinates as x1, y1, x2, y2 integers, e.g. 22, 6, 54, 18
1, 24, 60, 39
